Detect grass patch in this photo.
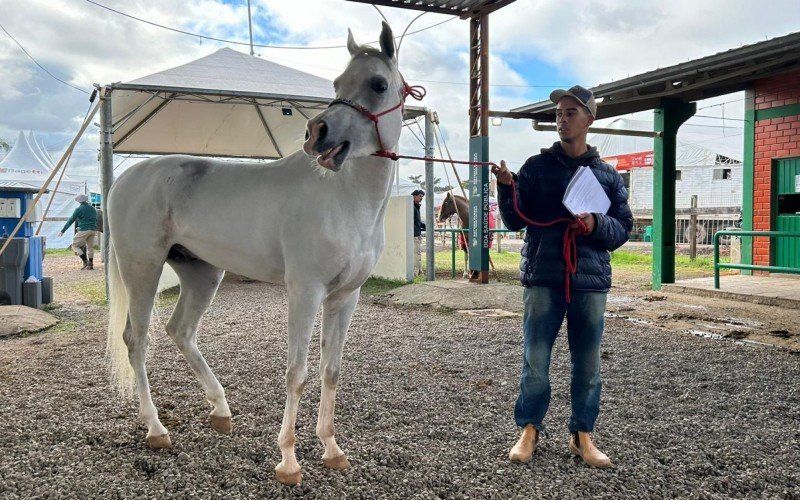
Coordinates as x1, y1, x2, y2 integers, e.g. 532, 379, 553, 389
156, 286, 181, 308
45, 248, 77, 257
78, 279, 108, 306
47, 319, 78, 335
361, 276, 409, 296
430, 249, 729, 277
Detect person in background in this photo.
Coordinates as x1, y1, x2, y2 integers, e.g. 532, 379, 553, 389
58, 194, 98, 270
492, 85, 633, 468
411, 189, 426, 276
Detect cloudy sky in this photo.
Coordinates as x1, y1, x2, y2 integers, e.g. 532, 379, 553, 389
1, 0, 798, 190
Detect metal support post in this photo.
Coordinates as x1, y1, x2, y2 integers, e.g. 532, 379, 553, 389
99, 87, 115, 299
652, 98, 695, 289
424, 110, 435, 281
467, 14, 490, 283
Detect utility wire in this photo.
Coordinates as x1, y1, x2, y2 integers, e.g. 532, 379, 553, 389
0, 22, 89, 94
84, 0, 455, 50
258, 53, 568, 89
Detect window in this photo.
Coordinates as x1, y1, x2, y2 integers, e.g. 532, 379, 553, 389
675, 170, 682, 181
620, 172, 630, 190
713, 168, 732, 180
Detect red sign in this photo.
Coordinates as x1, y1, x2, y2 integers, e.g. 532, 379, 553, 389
603, 151, 654, 171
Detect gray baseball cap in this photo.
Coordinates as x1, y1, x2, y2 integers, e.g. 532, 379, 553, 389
549, 85, 597, 117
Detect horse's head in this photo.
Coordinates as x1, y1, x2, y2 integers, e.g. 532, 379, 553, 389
438, 192, 455, 222
303, 22, 403, 172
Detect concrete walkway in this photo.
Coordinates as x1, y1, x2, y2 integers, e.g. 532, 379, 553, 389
662, 274, 800, 309
376, 280, 524, 315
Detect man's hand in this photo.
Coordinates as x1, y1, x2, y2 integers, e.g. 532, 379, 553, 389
490, 160, 513, 186
571, 213, 596, 235
57, 231, 63, 237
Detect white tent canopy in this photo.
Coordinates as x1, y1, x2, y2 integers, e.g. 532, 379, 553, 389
28, 131, 56, 168
0, 131, 85, 247
109, 47, 425, 159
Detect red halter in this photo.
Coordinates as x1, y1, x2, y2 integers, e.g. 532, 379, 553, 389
327, 80, 425, 154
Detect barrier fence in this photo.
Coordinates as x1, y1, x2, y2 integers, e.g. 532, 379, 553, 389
713, 230, 800, 288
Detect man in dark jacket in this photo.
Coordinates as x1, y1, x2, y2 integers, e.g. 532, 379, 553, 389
58, 194, 99, 270
411, 189, 426, 275
492, 86, 633, 468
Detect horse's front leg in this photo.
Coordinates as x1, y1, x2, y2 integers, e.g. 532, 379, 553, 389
275, 283, 324, 486
317, 288, 360, 470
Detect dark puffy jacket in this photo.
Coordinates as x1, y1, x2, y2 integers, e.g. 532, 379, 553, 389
497, 142, 633, 292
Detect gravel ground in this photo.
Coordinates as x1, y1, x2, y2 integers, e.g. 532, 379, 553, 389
0, 256, 798, 498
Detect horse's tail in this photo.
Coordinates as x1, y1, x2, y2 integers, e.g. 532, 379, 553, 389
106, 239, 135, 398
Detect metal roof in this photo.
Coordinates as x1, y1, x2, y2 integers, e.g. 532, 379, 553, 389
506, 31, 800, 122
345, 0, 515, 18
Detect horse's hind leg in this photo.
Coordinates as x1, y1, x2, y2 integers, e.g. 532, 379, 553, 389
317, 288, 359, 470
121, 262, 171, 448
165, 258, 230, 433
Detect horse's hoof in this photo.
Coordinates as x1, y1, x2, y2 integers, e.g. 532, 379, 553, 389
322, 454, 350, 470
275, 468, 302, 486
146, 433, 172, 450
210, 415, 232, 434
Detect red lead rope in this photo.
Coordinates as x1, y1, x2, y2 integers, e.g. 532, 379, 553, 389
372, 151, 586, 303
338, 79, 585, 302
508, 179, 586, 304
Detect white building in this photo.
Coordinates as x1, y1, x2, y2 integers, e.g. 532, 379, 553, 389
591, 119, 743, 242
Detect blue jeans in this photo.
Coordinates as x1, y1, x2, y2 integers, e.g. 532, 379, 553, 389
514, 286, 607, 433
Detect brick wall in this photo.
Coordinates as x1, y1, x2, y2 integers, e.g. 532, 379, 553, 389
753, 70, 800, 265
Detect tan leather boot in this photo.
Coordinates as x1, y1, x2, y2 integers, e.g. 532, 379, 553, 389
569, 432, 612, 468
509, 424, 539, 463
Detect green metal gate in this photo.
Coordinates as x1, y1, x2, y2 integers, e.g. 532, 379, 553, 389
774, 157, 800, 268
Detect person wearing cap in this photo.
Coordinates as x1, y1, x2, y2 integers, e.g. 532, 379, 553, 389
58, 194, 99, 270
411, 189, 426, 275
492, 85, 632, 468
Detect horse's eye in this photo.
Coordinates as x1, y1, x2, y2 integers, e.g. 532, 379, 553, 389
370, 77, 388, 93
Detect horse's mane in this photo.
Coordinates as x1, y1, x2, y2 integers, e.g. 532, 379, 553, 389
446, 192, 468, 203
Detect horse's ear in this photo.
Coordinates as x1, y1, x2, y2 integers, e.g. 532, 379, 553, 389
379, 21, 396, 61
347, 28, 358, 56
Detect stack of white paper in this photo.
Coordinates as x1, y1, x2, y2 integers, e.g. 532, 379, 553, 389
562, 166, 611, 216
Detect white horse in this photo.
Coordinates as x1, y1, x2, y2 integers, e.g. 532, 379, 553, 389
107, 22, 409, 485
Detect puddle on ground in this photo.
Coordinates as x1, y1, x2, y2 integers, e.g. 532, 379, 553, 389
686, 329, 725, 340
676, 303, 707, 310
457, 308, 521, 318
604, 312, 654, 326
606, 295, 643, 307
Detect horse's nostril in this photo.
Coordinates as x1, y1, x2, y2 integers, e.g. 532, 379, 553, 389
318, 121, 328, 141
305, 130, 309, 140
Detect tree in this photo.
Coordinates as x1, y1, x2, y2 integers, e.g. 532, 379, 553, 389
407, 175, 423, 188
0, 137, 10, 154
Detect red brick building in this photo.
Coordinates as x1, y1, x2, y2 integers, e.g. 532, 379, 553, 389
748, 70, 800, 269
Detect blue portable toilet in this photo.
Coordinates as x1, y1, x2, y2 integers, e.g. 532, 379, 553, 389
0, 186, 50, 306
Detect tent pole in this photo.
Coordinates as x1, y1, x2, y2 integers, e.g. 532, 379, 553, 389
100, 87, 115, 299
247, 0, 255, 56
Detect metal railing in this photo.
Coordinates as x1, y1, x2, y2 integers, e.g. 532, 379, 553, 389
433, 228, 522, 278
713, 230, 800, 288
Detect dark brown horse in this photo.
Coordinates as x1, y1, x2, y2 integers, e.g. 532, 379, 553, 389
437, 192, 494, 278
